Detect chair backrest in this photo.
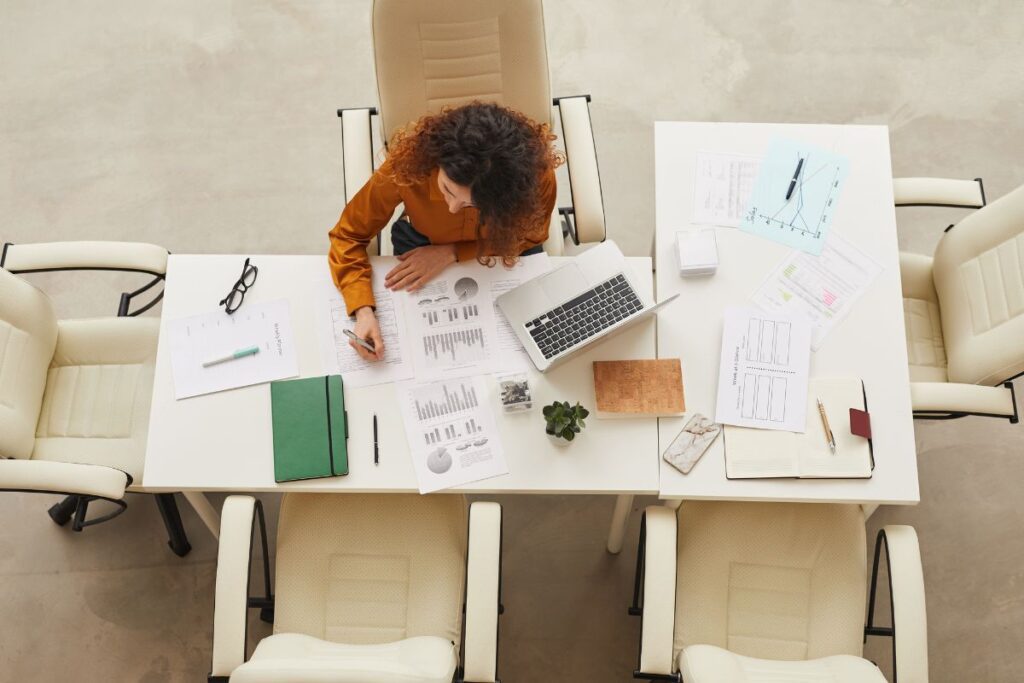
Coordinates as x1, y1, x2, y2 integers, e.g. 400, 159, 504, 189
0, 269, 58, 459
933, 183, 1024, 386
273, 493, 467, 646
372, 0, 552, 144
674, 502, 866, 662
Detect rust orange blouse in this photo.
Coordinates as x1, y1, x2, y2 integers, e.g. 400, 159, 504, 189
328, 160, 556, 315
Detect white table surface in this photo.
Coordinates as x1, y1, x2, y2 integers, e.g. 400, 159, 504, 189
655, 122, 919, 505
143, 254, 660, 495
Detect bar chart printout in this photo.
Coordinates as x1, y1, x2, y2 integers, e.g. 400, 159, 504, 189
399, 375, 508, 493
403, 268, 501, 379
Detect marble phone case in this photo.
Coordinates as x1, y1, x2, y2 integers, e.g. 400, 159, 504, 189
663, 413, 722, 474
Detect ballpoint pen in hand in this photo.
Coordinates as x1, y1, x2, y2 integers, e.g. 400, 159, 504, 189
816, 397, 836, 454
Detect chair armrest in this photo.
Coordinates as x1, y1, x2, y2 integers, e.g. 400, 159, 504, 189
338, 107, 377, 204
0, 460, 128, 500
911, 381, 1017, 421
554, 96, 606, 244
2, 241, 168, 276
868, 526, 928, 683
543, 209, 565, 256
462, 501, 502, 683
211, 495, 259, 679
637, 506, 678, 677
892, 177, 985, 208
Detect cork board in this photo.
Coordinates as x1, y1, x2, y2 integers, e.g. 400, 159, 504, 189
592, 359, 685, 415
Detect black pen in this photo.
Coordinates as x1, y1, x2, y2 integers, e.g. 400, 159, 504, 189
785, 157, 804, 200
373, 414, 379, 466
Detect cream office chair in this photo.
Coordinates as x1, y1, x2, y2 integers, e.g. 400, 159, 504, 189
629, 502, 928, 682
894, 178, 1022, 422
338, 0, 606, 257
0, 240, 193, 556
209, 494, 503, 683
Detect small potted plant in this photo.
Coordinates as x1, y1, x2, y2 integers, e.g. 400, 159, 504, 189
542, 400, 589, 446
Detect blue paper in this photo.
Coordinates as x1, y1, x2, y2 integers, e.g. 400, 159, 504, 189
740, 138, 849, 255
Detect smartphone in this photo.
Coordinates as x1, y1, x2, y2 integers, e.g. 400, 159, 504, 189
663, 413, 721, 475
343, 328, 376, 353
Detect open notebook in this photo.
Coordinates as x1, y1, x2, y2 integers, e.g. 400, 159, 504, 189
724, 377, 873, 479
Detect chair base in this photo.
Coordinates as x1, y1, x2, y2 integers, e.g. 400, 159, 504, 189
155, 493, 192, 557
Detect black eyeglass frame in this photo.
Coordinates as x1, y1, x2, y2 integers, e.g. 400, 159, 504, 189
219, 258, 258, 314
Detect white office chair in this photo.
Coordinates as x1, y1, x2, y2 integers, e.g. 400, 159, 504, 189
894, 178, 1022, 422
629, 502, 928, 682
338, 0, 606, 257
0, 240, 193, 556
209, 493, 503, 683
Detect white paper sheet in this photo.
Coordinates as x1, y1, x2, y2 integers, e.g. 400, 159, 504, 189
692, 151, 761, 228
751, 234, 882, 350
486, 253, 550, 369
397, 375, 508, 493
400, 262, 502, 380
313, 259, 416, 387
168, 299, 299, 399
714, 307, 812, 432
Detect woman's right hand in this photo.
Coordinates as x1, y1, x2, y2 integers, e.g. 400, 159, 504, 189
352, 306, 385, 361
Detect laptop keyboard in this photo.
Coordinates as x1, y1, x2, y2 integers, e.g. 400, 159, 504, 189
525, 274, 643, 359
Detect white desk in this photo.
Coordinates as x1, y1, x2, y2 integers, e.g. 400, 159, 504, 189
655, 122, 919, 505
143, 255, 659, 546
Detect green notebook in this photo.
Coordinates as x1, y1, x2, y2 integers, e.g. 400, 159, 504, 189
271, 375, 349, 483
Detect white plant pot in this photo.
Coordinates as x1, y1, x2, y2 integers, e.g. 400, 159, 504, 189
547, 432, 572, 447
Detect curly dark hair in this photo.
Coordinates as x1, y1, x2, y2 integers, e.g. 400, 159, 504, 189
384, 102, 563, 265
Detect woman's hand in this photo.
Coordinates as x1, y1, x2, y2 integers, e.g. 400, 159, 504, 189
351, 306, 385, 361
385, 244, 457, 292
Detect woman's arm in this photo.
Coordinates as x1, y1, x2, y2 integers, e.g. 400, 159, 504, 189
328, 159, 403, 315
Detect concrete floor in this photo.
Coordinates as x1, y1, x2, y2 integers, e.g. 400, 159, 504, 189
2, 0, 1024, 680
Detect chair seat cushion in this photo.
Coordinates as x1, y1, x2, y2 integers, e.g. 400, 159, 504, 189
680, 644, 886, 683
900, 252, 948, 382
31, 317, 158, 481
229, 633, 457, 683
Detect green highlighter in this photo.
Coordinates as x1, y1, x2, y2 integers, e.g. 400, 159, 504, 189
270, 375, 349, 483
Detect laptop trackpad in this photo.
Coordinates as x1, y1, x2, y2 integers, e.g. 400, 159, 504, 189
539, 264, 588, 305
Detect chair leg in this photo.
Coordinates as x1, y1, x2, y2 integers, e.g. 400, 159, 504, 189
154, 493, 192, 557
48, 495, 81, 527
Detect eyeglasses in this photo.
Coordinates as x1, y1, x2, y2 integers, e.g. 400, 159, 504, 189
219, 258, 258, 314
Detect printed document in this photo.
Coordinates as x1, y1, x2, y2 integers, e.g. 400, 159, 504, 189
168, 299, 299, 399
400, 262, 502, 380
740, 138, 850, 254
751, 234, 882, 350
692, 152, 761, 228
398, 375, 508, 493
714, 307, 812, 432
313, 259, 415, 387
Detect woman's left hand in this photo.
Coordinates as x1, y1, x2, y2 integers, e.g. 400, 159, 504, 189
385, 244, 458, 291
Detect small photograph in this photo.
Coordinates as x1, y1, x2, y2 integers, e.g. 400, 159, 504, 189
498, 373, 532, 412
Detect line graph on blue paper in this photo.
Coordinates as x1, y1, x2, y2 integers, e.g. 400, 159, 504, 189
740, 138, 850, 255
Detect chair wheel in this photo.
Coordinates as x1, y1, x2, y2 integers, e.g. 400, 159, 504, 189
48, 496, 79, 527
259, 607, 275, 624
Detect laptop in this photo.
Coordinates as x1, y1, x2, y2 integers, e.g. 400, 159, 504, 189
497, 241, 678, 372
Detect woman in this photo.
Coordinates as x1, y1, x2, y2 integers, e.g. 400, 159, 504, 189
328, 102, 562, 361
